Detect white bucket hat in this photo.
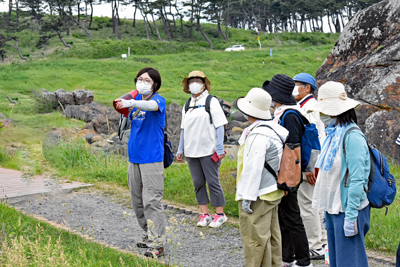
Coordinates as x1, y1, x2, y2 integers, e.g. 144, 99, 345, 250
236, 88, 272, 120
311, 81, 360, 116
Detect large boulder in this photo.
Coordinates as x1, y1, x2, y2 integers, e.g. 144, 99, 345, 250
73, 89, 94, 105
316, 0, 400, 160
54, 89, 75, 108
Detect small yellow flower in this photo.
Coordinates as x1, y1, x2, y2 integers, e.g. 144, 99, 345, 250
178, 243, 181, 248
128, 213, 131, 216
123, 211, 127, 218
125, 228, 128, 232
63, 203, 66, 207
69, 210, 71, 213
167, 238, 171, 243
44, 129, 47, 131
99, 73, 102, 74
199, 232, 204, 237
171, 217, 177, 226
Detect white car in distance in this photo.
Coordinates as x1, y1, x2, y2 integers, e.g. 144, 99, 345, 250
225, 45, 245, 52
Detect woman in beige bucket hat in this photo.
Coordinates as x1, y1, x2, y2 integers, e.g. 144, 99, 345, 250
235, 88, 289, 267
310, 81, 371, 267
176, 70, 229, 228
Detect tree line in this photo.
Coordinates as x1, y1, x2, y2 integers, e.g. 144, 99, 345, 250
0, 0, 381, 60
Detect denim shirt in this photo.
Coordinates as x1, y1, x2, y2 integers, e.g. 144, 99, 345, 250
340, 123, 370, 222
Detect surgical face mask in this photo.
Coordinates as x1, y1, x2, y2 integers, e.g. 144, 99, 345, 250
136, 82, 152, 96
320, 113, 336, 127
292, 86, 300, 97
243, 114, 249, 121
189, 82, 204, 95
271, 100, 276, 107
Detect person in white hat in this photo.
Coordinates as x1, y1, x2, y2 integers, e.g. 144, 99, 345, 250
235, 88, 289, 267
176, 70, 229, 228
310, 81, 371, 267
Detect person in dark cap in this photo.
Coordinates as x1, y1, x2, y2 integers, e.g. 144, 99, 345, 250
263, 74, 312, 267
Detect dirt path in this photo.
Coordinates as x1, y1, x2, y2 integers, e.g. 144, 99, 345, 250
8, 188, 395, 267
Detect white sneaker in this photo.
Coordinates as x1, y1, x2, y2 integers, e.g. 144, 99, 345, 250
197, 214, 212, 227
209, 214, 228, 228
282, 261, 295, 267
309, 247, 325, 260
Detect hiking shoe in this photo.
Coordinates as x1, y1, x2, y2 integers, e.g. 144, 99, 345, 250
136, 235, 149, 248
144, 247, 164, 258
209, 214, 228, 228
282, 261, 295, 267
309, 247, 325, 260
197, 214, 212, 227
294, 263, 313, 267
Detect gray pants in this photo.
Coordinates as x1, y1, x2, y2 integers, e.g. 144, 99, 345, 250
128, 161, 166, 248
186, 156, 226, 207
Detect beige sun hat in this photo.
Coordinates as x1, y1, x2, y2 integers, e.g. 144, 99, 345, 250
311, 81, 360, 116
182, 70, 211, 94
235, 88, 272, 120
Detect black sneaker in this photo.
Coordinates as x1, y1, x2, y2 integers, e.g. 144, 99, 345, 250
144, 247, 164, 258
136, 235, 149, 248
309, 247, 324, 260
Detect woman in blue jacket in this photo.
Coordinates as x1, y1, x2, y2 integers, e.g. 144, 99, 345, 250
310, 81, 371, 267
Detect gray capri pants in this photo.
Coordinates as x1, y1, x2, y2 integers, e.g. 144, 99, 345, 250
186, 155, 226, 207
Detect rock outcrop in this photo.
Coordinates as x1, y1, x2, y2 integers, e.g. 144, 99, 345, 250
316, 0, 400, 160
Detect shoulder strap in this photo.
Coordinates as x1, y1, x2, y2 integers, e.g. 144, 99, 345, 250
255, 124, 282, 179
205, 94, 214, 124
184, 97, 191, 113
280, 109, 304, 127
256, 124, 284, 144
342, 126, 361, 157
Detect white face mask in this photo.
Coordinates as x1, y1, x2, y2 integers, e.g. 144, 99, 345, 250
320, 113, 334, 127
189, 83, 204, 95
292, 86, 300, 97
243, 114, 249, 121
136, 82, 152, 96
271, 100, 276, 107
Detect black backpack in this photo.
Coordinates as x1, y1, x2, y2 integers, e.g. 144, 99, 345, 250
184, 95, 230, 124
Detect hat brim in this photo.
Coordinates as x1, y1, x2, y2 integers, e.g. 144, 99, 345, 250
262, 80, 296, 105
309, 98, 360, 116
236, 97, 271, 120
182, 77, 211, 94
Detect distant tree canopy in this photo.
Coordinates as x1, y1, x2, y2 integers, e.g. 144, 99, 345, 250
0, 0, 381, 50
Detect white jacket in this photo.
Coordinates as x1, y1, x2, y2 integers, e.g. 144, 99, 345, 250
299, 94, 326, 144
236, 121, 289, 201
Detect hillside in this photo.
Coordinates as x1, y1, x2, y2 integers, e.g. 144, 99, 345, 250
1, 14, 339, 62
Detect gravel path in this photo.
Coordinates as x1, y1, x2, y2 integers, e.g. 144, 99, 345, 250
9, 189, 395, 267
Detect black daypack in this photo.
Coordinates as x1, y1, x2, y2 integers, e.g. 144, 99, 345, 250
184, 94, 230, 124
342, 126, 396, 211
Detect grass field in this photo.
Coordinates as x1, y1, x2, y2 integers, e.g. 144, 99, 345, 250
1, 26, 400, 259
0, 203, 165, 266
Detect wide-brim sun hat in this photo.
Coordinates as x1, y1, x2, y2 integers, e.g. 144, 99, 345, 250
236, 87, 272, 120
310, 81, 360, 116
182, 70, 211, 94
293, 73, 318, 91
262, 74, 296, 105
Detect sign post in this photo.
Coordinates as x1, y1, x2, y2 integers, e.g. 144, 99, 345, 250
257, 36, 261, 50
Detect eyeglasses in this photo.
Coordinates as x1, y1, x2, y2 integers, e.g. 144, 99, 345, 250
188, 78, 204, 84
137, 77, 153, 85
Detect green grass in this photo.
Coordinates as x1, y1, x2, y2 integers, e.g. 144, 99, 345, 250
0, 203, 165, 266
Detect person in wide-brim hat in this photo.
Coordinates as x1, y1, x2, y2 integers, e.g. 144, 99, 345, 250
311, 80, 371, 267
182, 70, 211, 94
177, 70, 229, 228
235, 88, 289, 267
308, 81, 360, 116
262, 74, 296, 105
236, 87, 272, 120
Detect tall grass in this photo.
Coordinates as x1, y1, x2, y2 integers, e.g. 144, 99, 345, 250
0, 203, 165, 266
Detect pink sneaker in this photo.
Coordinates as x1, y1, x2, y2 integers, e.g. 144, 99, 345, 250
197, 214, 212, 227
209, 214, 227, 228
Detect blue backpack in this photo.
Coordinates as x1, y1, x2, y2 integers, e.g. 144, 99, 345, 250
343, 126, 397, 210
280, 109, 321, 172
